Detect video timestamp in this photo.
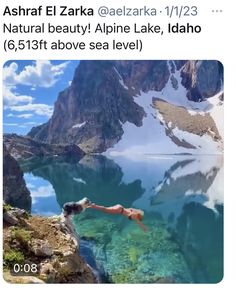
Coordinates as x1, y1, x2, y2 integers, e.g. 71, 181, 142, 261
10, 263, 39, 276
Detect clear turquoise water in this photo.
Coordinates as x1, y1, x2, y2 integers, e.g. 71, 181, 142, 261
21, 154, 223, 283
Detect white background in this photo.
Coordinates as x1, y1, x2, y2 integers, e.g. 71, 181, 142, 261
0, 0, 235, 289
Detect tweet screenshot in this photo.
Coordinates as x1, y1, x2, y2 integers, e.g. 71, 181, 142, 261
1, 0, 231, 288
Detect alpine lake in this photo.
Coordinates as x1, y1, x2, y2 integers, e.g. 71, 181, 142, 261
20, 154, 223, 283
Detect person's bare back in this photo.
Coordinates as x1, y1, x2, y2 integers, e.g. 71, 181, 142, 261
89, 203, 148, 232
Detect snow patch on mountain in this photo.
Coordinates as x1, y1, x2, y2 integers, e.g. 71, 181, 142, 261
113, 66, 128, 90
106, 90, 179, 156
72, 121, 86, 129
158, 61, 191, 109
106, 62, 223, 156
171, 127, 219, 151
204, 92, 224, 139
158, 62, 223, 120
106, 90, 221, 156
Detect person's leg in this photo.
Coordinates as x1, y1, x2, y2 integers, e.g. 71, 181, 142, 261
90, 204, 124, 214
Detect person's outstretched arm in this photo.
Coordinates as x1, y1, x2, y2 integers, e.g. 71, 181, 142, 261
135, 220, 149, 233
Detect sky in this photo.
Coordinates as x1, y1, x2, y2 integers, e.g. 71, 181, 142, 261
24, 173, 61, 216
3, 60, 80, 135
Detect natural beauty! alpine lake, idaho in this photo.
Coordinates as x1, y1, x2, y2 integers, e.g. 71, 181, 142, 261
21, 154, 223, 283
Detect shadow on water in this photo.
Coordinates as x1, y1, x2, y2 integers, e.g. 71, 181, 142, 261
173, 203, 223, 283
20, 154, 223, 283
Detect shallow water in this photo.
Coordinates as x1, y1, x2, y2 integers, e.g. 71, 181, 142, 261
21, 154, 223, 283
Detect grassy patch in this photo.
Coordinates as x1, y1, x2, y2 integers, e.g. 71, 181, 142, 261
22, 210, 30, 219
3, 204, 12, 212
3, 249, 25, 267
11, 227, 31, 246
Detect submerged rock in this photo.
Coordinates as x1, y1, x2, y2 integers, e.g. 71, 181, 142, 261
73, 214, 193, 283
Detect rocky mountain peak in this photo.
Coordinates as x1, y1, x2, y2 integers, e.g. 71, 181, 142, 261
28, 60, 223, 154
28, 61, 146, 152
181, 60, 223, 101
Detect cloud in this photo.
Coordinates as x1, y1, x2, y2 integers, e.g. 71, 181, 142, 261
26, 183, 36, 189
3, 60, 69, 118
30, 184, 55, 205
24, 121, 39, 125
31, 184, 55, 198
18, 113, 34, 119
9, 103, 53, 117
3, 123, 27, 128
3, 60, 69, 88
3, 84, 33, 107
4, 123, 18, 126
25, 175, 39, 181
7, 113, 33, 119
4, 121, 41, 128
3, 62, 18, 85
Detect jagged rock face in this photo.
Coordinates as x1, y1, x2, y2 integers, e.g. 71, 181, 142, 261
27, 60, 223, 153
114, 60, 171, 92
4, 133, 85, 161
28, 61, 145, 153
181, 60, 223, 101
3, 145, 31, 211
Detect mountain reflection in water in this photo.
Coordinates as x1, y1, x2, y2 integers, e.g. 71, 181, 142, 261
21, 154, 223, 283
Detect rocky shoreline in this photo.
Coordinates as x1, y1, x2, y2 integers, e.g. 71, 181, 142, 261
3, 204, 97, 283
3, 144, 31, 211
4, 133, 85, 161
3, 138, 100, 283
